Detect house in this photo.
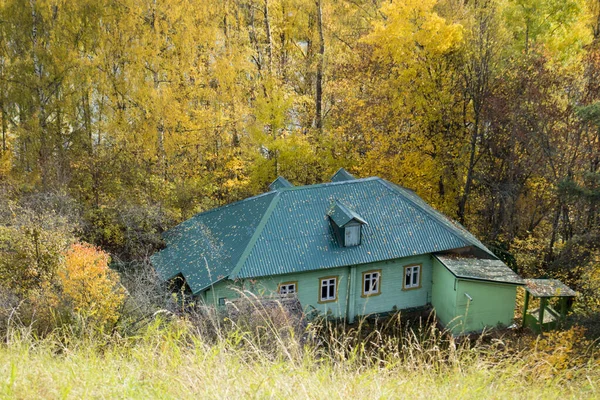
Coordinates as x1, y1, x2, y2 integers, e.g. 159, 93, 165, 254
150, 168, 525, 334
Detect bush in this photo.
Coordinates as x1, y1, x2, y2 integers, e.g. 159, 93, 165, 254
58, 243, 126, 331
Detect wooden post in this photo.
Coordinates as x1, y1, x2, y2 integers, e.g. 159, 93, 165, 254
560, 297, 568, 320
539, 297, 546, 332
522, 290, 530, 328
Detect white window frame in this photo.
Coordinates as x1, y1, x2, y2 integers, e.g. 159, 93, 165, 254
362, 270, 381, 296
404, 264, 421, 290
278, 282, 297, 295
319, 277, 338, 302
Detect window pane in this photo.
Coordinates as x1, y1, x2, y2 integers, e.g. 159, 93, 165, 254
405, 269, 411, 286
321, 285, 327, 299
364, 278, 369, 293
412, 268, 419, 286
329, 282, 335, 298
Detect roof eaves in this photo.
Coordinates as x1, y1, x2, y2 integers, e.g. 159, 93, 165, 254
228, 191, 282, 280
378, 179, 495, 258
193, 276, 229, 295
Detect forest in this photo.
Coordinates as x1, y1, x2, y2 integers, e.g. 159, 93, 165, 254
0, 0, 599, 397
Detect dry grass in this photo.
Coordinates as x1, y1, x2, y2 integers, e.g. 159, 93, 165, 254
0, 302, 598, 399
0, 284, 598, 399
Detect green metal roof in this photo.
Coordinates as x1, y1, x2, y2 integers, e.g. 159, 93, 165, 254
327, 200, 368, 227
151, 174, 499, 294
331, 168, 356, 182
269, 176, 294, 191
435, 255, 525, 285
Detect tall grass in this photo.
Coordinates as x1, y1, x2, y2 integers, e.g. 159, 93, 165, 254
0, 286, 598, 398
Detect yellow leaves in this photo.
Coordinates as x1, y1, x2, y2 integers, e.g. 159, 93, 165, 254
364, 0, 463, 64
526, 326, 593, 378
59, 243, 126, 329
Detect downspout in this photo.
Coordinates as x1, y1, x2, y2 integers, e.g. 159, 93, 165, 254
346, 265, 356, 323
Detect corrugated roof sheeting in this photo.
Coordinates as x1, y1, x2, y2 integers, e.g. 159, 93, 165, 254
152, 176, 497, 294
384, 181, 493, 257
328, 200, 368, 226
269, 176, 294, 191
150, 192, 276, 293
331, 167, 356, 182
235, 179, 472, 279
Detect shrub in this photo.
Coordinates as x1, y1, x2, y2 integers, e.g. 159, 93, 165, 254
58, 243, 126, 331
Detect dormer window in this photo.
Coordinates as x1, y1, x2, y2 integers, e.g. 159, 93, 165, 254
344, 223, 361, 247
327, 200, 367, 248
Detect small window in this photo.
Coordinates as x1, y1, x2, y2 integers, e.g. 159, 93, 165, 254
278, 282, 297, 295
404, 265, 421, 290
344, 224, 361, 247
362, 270, 381, 296
218, 297, 226, 306
319, 277, 337, 302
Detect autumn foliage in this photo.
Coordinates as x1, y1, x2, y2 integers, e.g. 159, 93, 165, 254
58, 243, 125, 330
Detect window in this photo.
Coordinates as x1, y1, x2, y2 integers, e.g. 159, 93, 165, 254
403, 265, 421, 290
218, 297, 226, 306
278, 282, 297, 295
344, 224, 361, 247
362, 270, 381, 296
319, 277, 338, 302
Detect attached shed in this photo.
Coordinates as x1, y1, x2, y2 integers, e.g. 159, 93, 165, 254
433, 255, 525, 334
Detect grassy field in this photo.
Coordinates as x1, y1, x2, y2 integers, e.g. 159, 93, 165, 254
1, 319, 598, 399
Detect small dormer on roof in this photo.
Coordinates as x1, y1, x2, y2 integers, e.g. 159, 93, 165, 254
269, 176, 294, 191
327, 200, 367, 247
331, 168, 356, 182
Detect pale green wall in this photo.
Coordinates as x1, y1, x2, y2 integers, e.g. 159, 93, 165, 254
352, 255, 432, 318
431, 258, 458, 329
431, 257, 519, 334
204, 266, 351, 319
454, 280, 517, 333
202, 254, 432, 321
202, 255, 519, 333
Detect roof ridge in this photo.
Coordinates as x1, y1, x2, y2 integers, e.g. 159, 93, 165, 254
377, 179, 494, 257
168, 191, 277, 234
229, 191, 282, 279
271, 176, 379, 192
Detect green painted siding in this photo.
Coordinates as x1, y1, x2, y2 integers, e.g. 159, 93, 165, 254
202, 255, 432, 321
432, 259, 518, 334
431, 258, 458, 329
454, 280, 517, 333
352, 255, 432, 318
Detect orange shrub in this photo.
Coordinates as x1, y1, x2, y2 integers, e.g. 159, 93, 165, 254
59, 243, 126, 329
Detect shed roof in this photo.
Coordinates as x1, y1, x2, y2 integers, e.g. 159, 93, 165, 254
151, 174, 497, 294
525, 279, 577, 297
435, 255, 525, 285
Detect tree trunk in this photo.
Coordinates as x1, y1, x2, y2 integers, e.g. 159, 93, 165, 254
457, 120, 479, 224
315, 0, 324, 133
264, 0, 273, 74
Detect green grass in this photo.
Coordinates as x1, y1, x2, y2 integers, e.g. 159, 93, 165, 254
0, 322, 598, 399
